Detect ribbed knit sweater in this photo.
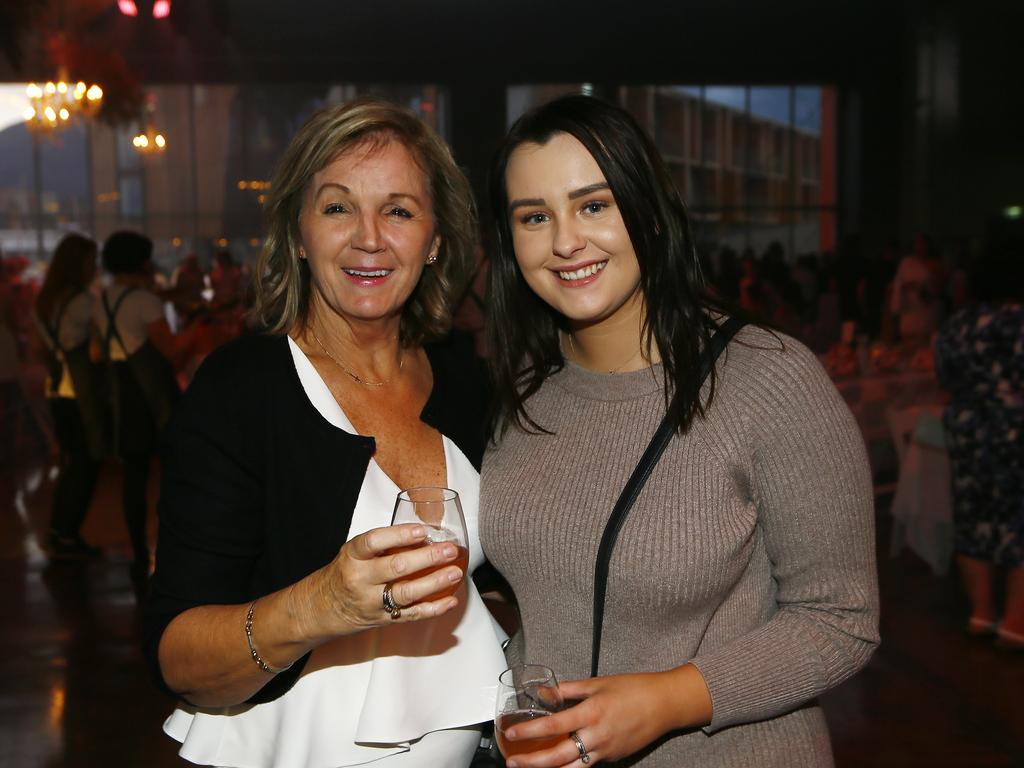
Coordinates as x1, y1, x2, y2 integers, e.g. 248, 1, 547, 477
480, 327, 879, 767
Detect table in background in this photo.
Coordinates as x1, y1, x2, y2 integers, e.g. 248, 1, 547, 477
831, 369, 953, 575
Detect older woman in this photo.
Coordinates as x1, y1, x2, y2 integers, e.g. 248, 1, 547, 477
480, 95, 878, 767
143, 98, 507, 767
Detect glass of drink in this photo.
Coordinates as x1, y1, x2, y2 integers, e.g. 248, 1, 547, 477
495, 664, 565, 759
392, 487, 469, 601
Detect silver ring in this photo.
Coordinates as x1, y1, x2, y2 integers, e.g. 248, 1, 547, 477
382, 582, 401, 620
570, 731, 590, 764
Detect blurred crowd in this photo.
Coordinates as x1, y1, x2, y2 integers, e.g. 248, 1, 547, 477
0, 226, 1004, 458
705, 231, 966, 358
0, 243, 252, 465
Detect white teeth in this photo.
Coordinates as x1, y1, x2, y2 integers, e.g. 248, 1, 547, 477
344, 268, 390, 278
558, 261, 607, 281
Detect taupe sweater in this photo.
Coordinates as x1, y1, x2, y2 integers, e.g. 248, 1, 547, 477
480, 327, 879, 767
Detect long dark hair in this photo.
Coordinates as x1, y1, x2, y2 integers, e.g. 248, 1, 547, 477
36, 233, 97, 320
487, 94, 734, 437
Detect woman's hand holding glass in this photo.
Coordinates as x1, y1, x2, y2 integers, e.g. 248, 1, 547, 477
309, 521, 464, 637
498, 667, 712, 768
495, 665, 566, 761
391, 487, 470, 601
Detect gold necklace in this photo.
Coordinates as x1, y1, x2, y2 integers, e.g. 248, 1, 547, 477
565, 332, 642, 374
309, 328, 404, 388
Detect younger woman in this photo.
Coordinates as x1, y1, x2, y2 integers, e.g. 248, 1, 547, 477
480, 95, 879, 767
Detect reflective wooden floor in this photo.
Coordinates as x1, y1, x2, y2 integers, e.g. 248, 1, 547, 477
1, 436, 1022, 767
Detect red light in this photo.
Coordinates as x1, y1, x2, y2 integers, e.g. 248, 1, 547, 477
421, 102, 434, 113
117, 0, 138, 16
153, 0, 171, 18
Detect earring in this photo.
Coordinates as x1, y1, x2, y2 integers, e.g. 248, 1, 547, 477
299, 247, 306, 259
426, 254, 438, 265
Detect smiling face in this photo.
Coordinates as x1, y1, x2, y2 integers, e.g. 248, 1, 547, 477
299, 138, 440, 332
504, 132, 642, 331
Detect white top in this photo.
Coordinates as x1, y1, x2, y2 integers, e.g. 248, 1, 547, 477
163, 337, 508, 768
35, 292, 94, 398
93, 284, 164, 360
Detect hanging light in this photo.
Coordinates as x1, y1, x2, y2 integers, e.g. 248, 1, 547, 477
131, 92, 168, 154
23, 74, 104, 135
132, 127, 168, 154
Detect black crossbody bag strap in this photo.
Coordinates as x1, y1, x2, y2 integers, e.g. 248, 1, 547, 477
590, 316, 746, 677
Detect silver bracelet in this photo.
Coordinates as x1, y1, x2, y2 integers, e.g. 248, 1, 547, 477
244, 600, 294, 675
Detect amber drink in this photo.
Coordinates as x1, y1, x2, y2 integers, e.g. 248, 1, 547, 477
495, 665, 565, 759
398, 526, 469, 600
496, 710, 564, 757
392, 488, 469, 601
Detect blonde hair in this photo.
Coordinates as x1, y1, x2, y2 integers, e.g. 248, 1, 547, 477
253, 97, 478, 344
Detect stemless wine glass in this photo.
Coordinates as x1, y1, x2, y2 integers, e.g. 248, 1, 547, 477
494, 664, 565, 759
392, 487, 469, 600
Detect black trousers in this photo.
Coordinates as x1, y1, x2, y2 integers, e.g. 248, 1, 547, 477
49, 397, 101, 538
112, 362, 157, 564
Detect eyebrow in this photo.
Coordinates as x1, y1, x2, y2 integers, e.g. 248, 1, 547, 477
508, 182, 611, 213
568, 182, 610, 199
314, 182, 424, 205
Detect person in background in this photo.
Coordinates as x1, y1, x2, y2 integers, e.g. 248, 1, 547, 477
209, 248, 245, 310
167, 253, 207, 328
481, 95, 878, 768
143, 98, 506, 767
33, 234, 103, 558
936, 233, 1024, 650
0, 251, 21, 466
890, 232, 942, 348
92, 231, 184, 581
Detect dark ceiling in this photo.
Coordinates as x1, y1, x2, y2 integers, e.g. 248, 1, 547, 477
2, 0, 902, 86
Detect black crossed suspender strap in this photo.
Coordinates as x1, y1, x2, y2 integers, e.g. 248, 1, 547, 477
590, 315, 746, 678
101, 287, 138, 359
40, 291, 79, 357
39, 292, 81, 384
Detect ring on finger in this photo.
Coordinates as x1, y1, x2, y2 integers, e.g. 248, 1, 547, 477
570, 731, 590, 764
382, 582, 402, 620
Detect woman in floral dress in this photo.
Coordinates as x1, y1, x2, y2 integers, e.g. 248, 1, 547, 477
936, 237, 1024, 649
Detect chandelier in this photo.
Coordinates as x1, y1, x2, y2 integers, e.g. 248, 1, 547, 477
131, 94, 167, 154
23, 76, 103, 134
132, 126, 167, 153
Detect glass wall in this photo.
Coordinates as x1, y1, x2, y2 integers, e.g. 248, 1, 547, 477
0, 83, 447, 275
507, 83, 838, 261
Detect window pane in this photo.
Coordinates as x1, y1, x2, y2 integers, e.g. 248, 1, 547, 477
793, 86, 837, 224
508, 83, 837, 261
748, 87, 790, 186
620, 86, 702, 204
702, 86, 747, 112
749, 87, 791, 125
794, 86, 823, 134
38, 123, 91, 247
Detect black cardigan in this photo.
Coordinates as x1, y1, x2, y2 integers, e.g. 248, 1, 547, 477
142, 331, 489, 703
